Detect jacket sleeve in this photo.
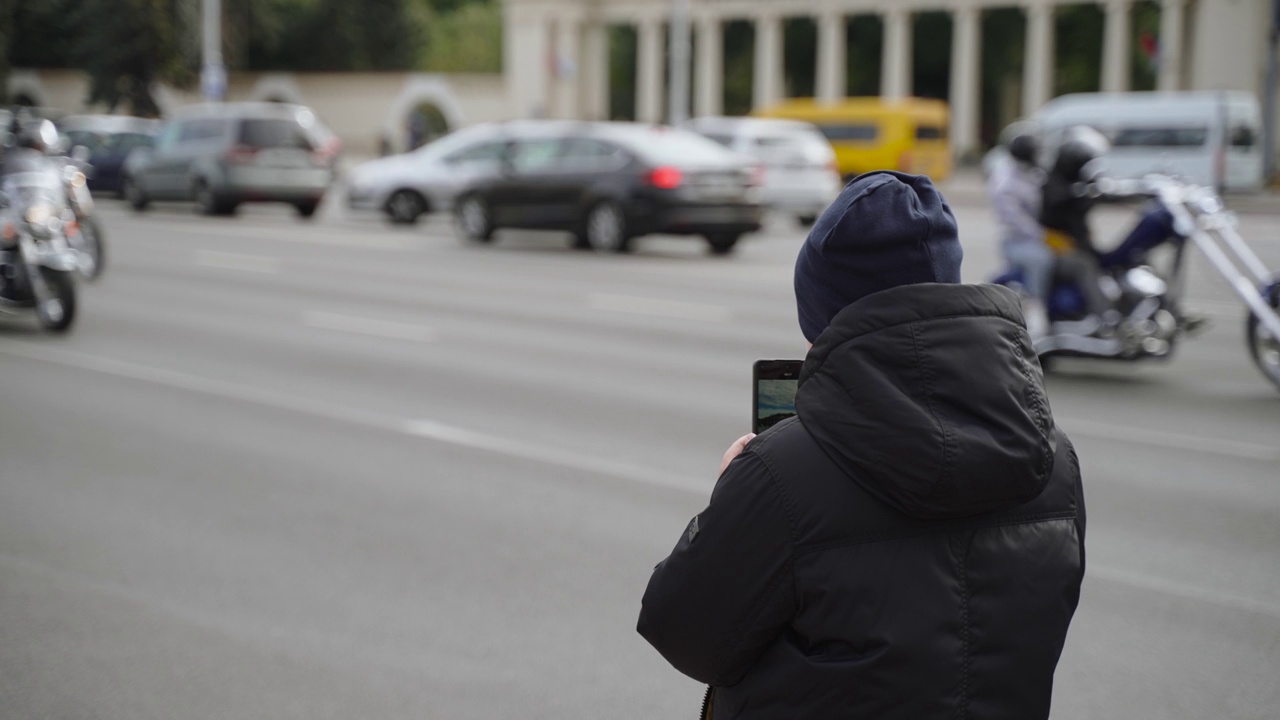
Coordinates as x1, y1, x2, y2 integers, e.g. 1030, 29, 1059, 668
637, 451, 797, 686
992, 176, 1044, 245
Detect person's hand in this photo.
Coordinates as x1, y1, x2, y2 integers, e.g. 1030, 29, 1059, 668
719, 433, 756, 476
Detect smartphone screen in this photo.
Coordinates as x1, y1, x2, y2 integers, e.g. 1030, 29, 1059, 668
753, 360, 803, 434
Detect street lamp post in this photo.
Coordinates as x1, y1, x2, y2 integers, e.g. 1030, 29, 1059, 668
201, 0, 226, 102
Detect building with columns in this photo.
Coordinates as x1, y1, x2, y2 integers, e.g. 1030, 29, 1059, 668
505, 0, 1274, 158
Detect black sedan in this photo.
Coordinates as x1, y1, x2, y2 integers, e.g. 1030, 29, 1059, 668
453, 122, 764, 255
58, 115, 160, 195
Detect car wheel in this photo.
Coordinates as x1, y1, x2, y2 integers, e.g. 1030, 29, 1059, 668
456, 195, 494, 243
123, 176, 149, 212
295, 200, 320, 219
195, 180, 234, 216
797, 214, 818, 228
585, 201, 630, 253
386, 189, 426, 225
705, 233, 741, 256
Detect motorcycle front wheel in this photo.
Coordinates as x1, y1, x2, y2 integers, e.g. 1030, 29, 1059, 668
1245, 285, 1280, 392
34, 268, 77, 333
76, 217, 106, 280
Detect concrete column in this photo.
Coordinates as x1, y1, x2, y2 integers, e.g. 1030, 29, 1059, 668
581, 20, 609, 120
949, 6, 981, 158
753, 13, 784, 110
553, 18, 581, 119
1101, 0, 1132, 92
636, 18, 664, 123
695, 15, 724, 117
1158, 0, 1187, 91
882, 8, 912, 100
1023, 2, 1054, 116
505, 8, 550, 118
816, 11, 847, 103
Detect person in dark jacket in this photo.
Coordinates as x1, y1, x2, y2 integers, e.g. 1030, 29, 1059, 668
638, 171, 1086, 720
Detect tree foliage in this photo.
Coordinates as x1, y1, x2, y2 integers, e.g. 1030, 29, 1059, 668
422, 1, 502, 73
76, 0, 193, 117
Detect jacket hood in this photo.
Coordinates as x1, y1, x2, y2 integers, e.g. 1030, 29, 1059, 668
795, 283, 1056, 520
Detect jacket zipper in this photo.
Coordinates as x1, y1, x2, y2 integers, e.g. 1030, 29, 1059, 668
699, 686, 714, 720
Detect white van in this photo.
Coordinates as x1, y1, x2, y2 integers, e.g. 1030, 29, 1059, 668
1033, 91, 1264, 191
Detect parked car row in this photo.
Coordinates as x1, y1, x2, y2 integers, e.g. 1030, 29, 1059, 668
345, 117, 851, 254
42, 101, 847, 256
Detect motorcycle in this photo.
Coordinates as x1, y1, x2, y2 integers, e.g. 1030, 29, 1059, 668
993, 174, 1280, 393
0, 160, 81, 333
56, 145, 105, 281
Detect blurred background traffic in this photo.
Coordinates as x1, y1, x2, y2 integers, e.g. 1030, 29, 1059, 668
0, 0, 1278, 718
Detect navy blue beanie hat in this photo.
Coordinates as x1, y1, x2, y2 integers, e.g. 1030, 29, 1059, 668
795, 171, 962, 342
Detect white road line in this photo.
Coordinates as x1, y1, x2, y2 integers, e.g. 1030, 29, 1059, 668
588, 293, 731, 322
303, 311, 434, 343
195, 250, 280, 274
167, 223, 419, 250
0, 341, 703, 494
4, 339, 1280, 618
1060, 418, 1279, 462
1088, 563, 1280, 621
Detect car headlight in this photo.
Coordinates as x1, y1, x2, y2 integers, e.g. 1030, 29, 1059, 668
24, 204, 53, 226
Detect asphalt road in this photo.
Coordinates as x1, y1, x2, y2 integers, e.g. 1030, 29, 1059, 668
1, 187, 1277, 719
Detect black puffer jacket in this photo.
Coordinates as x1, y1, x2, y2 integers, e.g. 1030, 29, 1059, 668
638, 283, 1085, 720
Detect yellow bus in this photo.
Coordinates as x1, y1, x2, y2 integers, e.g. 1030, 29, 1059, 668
753, 98, 952, 182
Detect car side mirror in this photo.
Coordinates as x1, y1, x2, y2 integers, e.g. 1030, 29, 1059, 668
71, 145, 90, 164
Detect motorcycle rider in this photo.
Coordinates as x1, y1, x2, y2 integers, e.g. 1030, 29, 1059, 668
1040, 126, 1123, 332
989, 131, 1051, 339
1, 116, 60, 175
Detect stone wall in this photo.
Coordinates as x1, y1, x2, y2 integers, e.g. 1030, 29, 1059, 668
6, 69, 511, 156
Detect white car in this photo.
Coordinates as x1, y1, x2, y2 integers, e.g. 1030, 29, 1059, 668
687, 116, 843, 226
345, 124, 508, 224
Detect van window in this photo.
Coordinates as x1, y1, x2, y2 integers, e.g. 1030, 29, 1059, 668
1230, 125, 1258, 149
817, 125, 879, 142
238, 119, 312, 149
1112, 127, 1208, 148
914, 126, 945, 141
177, 119, 224, 144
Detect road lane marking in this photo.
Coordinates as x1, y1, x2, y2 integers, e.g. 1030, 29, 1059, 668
167, 223, 419, 250
1060, 418, 1279, 462
195, 250, 281, 274
1089, 563, 1280, 621
303, 311, 434, 343
0, 341, 704, 494
587, 293, 731, 322
4, 339, 1280, 620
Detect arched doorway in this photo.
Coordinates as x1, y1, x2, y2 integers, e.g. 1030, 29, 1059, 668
405, 102, 451, 151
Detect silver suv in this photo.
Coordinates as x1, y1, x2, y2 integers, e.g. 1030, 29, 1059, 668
122, 103, 339, 218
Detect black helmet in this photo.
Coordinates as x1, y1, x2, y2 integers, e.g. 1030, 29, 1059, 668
1008, 133, 1039, 166
1052, 125, 1110, 182
16, 118, 58, 152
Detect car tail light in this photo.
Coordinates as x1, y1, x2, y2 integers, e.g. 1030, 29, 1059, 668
312, 137, 341, 166
827, 159, 839, 175
647, 165, 683, 189
749, 164, 766, 187
226, 144, 258, 165
898, 151, 914, 172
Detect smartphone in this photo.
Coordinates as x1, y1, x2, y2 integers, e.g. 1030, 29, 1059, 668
753, 360, 803, 434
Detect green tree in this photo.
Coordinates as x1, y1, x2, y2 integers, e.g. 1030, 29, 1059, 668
422, 0, 502, 73
74, 0, 193, 116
